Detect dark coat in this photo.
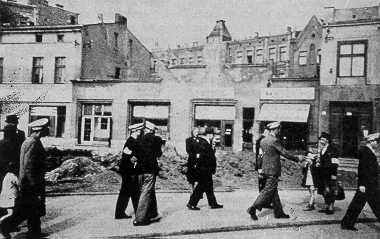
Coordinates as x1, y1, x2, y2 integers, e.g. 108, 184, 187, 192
315, 144, 338, 195
19, 136, 46, 198
357, 146, 379, 190
137, 133, 163, 175
193, 137, 216, 176
260, 134, 299, 177
119, 137, 140, 176
185, 136, 201, 183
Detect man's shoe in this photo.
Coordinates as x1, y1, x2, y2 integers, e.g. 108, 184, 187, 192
187, 203, 200, 210
341, 224, 358, 231
325, 209, 334, 215
150, 214, 161, 222
274, 213, 290, 219
210, 204, 223, 209
303, 204, 315, 211
115, 214, 132, 219
133, 220, 150, 226
247, 207, 258, 220
318, 209, 329, 213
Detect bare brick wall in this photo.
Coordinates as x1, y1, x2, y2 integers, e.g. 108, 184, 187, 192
36, 5, 78, 25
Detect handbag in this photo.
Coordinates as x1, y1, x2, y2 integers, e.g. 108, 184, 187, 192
335, 181, 345, 201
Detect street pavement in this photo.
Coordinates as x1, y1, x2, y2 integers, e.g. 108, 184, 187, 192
9, 189, 380, 238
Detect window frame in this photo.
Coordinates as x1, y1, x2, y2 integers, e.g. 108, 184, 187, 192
279, 46, 287, 62
268, 47, 276, 62
32, 57, 44, 84
337, 40, 367, 77
29, 105, 66, 137
54, 57, 66, 83
255, 49, 263, 64
57, 34, 64, 42
298, 51, 307, 66
35, 34, 42, 43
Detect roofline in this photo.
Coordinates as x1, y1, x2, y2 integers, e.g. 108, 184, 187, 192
324, 19, 380, 27
0, 1, 36, 9
0, 25, 83, 33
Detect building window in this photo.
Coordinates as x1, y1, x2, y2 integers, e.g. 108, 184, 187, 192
0, 58, 3, 83
188, 57, 194, 64
30, 106, 66, 137
115, 67, 120, 79
54, 57, 65, 83
114, 32, 119, 48
171, 58, 177, 65
246, 50, 253, 64
337, 40, 367, 77
298, 51, 307, 66
32, 57, 43, 84
130, 103, 170, 140
269, 47, 276, 62
80, 103, 112, 144
242, 108, 254, 147
197, 56, 203, 64
57, 34, 64, 42
255, 49, 263, 64
180, 58, 185, 64
236, 51, 243, 64
317, 49, 321, 64
35, 34, 42, 43
279, 46, 287, 61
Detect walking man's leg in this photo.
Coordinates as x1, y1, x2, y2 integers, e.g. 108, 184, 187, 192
134, 174, 156, 225
204, 175, 222, 208
341, 191, 366, 230
115, 177, 132, 219
187, 180, 205, 210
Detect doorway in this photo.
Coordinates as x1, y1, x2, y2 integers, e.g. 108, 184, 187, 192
342, 116, 359, 157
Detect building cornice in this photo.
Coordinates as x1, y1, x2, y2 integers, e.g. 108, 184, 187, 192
325, 19, 380, 27
0, 25, 82, 33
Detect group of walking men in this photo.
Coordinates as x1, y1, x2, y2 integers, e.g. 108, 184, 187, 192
0, 115, 49, 238
114, 121, 163, 226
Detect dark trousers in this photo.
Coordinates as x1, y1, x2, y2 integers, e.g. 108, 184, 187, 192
135, 174, 158, 223
2, 197, 42, 236
258, 175, 266, 192
115, 175, 139, 217
251, 176, 285, 217
341, 189, 380, 227
188, 174, 218, 207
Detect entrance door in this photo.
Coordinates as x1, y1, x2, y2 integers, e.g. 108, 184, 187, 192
221, 121, 233, 149
342, 116, 359, 157
81, 116, 94, 144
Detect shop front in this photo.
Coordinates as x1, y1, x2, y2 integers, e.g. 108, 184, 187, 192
192, 100, 236, 150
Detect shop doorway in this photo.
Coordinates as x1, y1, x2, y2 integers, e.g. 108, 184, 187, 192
342, 116, 359, 157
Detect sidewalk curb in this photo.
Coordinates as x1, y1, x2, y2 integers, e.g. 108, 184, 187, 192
105, 218, 378, 238
46, 188, 359, 197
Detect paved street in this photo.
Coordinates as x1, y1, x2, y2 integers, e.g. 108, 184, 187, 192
8, 189, 380, 238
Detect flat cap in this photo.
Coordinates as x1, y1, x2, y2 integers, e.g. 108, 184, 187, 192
267, 121, 281, 130
365, 132, 380, 142
28, 118, 49, 131
128, 122, 144, 131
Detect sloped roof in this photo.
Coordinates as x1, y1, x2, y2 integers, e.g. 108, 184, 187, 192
207, 20, 232, 41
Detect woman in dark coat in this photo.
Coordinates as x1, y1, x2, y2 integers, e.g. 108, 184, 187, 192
315, 132, 339, 215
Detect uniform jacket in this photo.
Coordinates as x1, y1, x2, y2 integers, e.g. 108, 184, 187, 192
357, 145, 379, 190
19, 136, 46, 197
260, 134, 299, 177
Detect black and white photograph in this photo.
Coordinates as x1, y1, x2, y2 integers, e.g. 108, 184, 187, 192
0, 0, 379, 238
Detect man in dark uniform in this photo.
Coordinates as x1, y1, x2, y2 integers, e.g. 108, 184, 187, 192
1, 118, 49, 238
341, 132, 380, 231
114, 123, 143, 219
247, 121, 302, 220
133, 121, 163, 226
187, 127, 223, 210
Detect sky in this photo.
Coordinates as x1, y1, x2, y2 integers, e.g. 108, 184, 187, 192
48, 0, 379, 49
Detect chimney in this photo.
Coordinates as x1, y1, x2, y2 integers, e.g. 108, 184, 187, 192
286, 26, 292, 33
177, 44, 181, 48
115, 13, 127, 25
97, 13, 104, 23
255, 32, 259, 38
